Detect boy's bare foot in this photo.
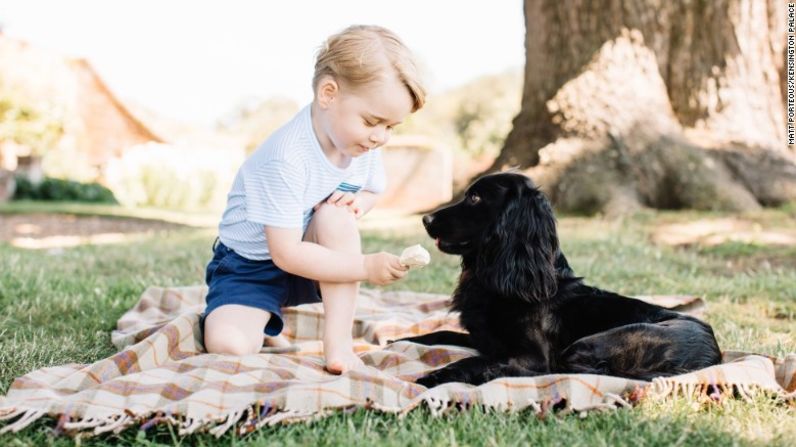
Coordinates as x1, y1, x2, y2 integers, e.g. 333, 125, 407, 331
264, 334, 292, 348
324, 345, 366, 374
258, 334, 299, 354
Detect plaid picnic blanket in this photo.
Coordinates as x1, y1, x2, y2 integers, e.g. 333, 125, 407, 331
1, 286, 794, 437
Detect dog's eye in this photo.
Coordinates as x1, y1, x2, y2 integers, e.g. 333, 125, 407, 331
467, 194, 481, 205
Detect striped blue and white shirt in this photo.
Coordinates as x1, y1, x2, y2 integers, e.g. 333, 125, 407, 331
218, 105, 386, 260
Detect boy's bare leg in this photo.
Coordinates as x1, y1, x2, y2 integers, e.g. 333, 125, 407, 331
305, 203, 366, 374
204, 304, 270, 355
263, 334, 292, 349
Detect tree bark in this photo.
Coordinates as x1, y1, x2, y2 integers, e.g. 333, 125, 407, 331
487, 0, 796, 214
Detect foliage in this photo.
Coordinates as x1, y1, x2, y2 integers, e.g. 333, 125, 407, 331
12, 176, 116, 203
217, 97, 300, 153
41, 144, 100, 183
103, 142, 242, 210
396, 69, 522, 157
0, 96, 63, 157
222, 70, 523, 158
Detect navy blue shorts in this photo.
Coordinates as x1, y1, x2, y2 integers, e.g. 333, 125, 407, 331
201, 238, 322, 336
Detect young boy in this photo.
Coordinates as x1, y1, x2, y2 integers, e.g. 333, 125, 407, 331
202, 25, 426, 374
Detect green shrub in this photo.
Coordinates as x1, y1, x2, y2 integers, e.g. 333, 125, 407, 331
395, 69, 522, 158
0, 96, 63, 157
11, 175, 37, 200
103, 142, 241, 210
12, 176, 117, 203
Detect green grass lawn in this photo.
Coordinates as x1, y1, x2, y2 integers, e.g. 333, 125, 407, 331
0, 204, 795, 446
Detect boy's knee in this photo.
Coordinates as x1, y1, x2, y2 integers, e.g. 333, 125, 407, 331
204, 325, 261, 355
312, 204, 360, 243
314, 203, 357, 225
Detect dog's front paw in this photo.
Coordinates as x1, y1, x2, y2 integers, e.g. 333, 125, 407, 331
415, 369, 458, 388
415, 374, 444, 388
391, 335, 424, 345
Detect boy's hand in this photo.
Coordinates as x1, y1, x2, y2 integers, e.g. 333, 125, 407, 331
316, 191, 363, 218
363, 252, 409, 285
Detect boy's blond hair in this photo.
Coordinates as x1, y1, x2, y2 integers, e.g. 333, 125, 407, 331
313, 25, 426, 112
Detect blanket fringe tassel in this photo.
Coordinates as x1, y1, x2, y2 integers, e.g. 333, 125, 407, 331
2, 382, 793, 437
418, 388, 636, 419
208, 410, 245, 438
648, 379, 791, 403
0, 405, 327, 438
63, 416, 109, 431
0, 409, 47, 434
0, 408, 25, 421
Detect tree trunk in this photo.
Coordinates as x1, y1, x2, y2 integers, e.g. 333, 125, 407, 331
488, 0, 796, 214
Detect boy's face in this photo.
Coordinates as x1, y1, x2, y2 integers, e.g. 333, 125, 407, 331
319, 75, 414, 158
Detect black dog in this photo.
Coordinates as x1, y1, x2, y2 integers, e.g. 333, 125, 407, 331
399, 172, 722, 387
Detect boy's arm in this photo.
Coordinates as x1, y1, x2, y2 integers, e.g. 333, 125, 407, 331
266, 226, 404, 284
355, 190, 381, 216
321, 190, 380, 218
266, 227, 368, 282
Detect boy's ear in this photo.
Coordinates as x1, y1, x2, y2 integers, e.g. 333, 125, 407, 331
317, 76, 339, 109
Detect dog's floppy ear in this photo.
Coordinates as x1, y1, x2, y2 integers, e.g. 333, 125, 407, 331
476, 179, 559, 303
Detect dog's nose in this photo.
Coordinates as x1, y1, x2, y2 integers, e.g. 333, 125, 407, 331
422, 214, 434, 228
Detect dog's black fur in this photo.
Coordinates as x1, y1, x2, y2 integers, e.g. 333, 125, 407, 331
399, 172, 722, 387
